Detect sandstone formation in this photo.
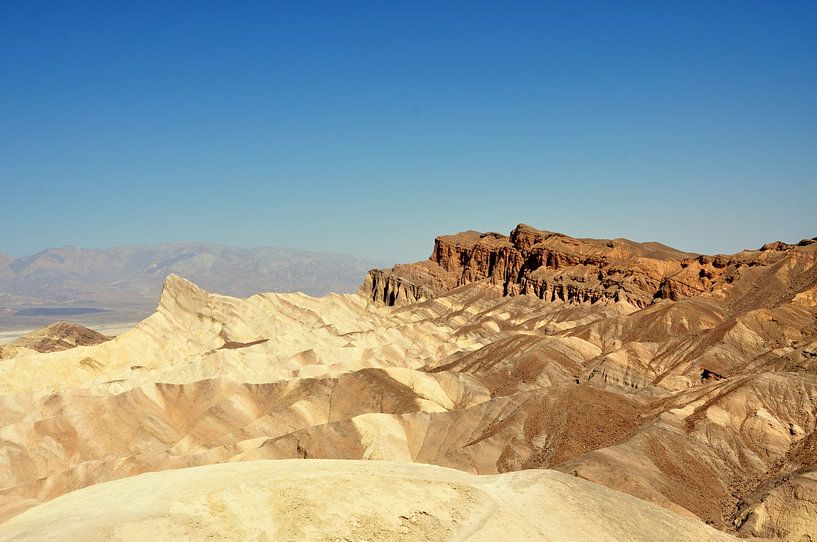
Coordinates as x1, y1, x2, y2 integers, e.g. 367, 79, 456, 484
365, 224, 817, 309
0, 224, 816, 540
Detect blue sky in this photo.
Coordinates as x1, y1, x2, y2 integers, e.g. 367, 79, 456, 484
1, 1, 815, 263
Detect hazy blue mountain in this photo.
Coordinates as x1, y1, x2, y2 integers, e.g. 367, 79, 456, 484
0, 244, 386, 329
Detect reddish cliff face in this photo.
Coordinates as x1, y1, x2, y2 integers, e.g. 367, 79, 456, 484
363, 224, 817, 308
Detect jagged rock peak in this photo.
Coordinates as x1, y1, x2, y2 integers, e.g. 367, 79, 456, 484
761, 237, 817, 251
158, 273, 210, 313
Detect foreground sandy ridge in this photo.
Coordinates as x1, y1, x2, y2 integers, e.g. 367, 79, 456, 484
0, 459, 737, 541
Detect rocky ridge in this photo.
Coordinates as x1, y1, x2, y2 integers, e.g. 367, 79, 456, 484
0, 321, 110, 359
365, 223, 817, 309
0, 225, 816, 540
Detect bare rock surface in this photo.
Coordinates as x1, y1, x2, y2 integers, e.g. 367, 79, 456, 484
0, 321, 109, 359
0, 225, 816, 540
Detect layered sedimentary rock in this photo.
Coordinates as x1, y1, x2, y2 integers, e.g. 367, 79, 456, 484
0, 321, 109, 359
364, 224, 817, 309
1, 225, 816, 541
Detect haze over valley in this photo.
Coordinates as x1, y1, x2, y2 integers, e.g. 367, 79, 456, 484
0, 244, 384, 334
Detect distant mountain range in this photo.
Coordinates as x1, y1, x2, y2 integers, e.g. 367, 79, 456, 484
0, 244, 386, 329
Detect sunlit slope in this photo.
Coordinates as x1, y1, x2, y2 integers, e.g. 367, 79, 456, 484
0, 225, 815, 540
0, 460, 737, 542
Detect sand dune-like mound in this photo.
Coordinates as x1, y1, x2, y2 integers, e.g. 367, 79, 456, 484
0, 224, 815, 540
0, 459, 736, 542
0, 321, 109, 359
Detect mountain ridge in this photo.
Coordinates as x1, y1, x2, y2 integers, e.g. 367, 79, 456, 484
0, 225, 816, 540
0, 243, 387, 330
364, 223, 816, 308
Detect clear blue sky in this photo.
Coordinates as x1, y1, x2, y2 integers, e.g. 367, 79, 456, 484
1, 1, 815, 263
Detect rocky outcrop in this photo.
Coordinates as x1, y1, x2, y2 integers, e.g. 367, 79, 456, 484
362, 268, 428, 306
0, 321, 109, 359
365, 224, 814, 309
365, 224, 687, 307
2, 231, 816, 541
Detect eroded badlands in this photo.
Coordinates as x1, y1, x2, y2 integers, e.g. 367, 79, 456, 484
1, 225, 816, 540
